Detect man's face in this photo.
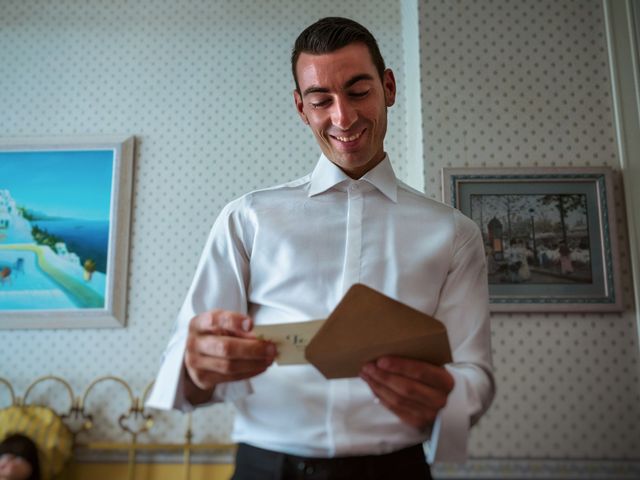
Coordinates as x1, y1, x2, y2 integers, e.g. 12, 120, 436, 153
294, 43, 396, 179
0, 453, 33, 480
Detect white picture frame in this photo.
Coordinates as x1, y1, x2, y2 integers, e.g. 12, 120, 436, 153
0, 135, 134, 328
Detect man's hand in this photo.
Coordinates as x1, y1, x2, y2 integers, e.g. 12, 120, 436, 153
184, 310, 277, 404
360, 356, 454, 430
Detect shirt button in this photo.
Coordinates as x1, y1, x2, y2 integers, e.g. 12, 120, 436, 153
296, 461, 315, 475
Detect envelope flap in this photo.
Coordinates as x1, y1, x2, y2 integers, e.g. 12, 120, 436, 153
307, 283, 445, 352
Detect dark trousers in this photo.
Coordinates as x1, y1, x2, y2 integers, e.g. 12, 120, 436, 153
231, 442, 432, 480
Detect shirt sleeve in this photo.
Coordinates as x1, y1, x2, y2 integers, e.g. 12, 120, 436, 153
145, 199, 254, 412
426, 210, 496, 463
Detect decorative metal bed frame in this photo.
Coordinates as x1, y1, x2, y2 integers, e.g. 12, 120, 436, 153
0, 375, 235, 480
5, 377, 638, 480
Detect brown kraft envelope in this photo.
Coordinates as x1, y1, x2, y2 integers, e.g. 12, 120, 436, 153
305, 283, 453, 379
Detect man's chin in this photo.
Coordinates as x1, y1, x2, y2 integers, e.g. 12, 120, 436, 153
328, 156, 376, 178
328, 153, 361, 168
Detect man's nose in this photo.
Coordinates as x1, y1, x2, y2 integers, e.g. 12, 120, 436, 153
331, 97, 357, 130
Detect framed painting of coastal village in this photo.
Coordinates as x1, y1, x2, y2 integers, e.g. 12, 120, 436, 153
442, 167, 623, 312
0, 136, 134, 328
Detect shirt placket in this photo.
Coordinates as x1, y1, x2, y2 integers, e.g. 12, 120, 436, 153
340, 181, 363, 293
327, 180, 364, 455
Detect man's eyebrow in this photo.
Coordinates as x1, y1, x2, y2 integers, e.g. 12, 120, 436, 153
302, 73, 375, 97
344, 73, 374, 89
302, 86, 330, 97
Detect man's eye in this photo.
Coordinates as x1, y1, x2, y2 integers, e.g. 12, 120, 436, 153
311, 99, 331, 109
350, 90, 370, 98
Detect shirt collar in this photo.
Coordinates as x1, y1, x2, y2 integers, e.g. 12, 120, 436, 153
308, 154, 398, 203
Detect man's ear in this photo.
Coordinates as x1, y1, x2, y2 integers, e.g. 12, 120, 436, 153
294, 90, 309, 124
382, 69, 396, 107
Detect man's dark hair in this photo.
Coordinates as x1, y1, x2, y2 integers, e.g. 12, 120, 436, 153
291, 17, 386, 94
0, 433, 41, 480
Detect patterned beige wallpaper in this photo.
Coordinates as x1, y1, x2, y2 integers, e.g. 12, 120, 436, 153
0, 0, 408, 445
420, 0, 640, 460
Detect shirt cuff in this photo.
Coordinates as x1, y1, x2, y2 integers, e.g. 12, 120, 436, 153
145, 332, 254, 411
145, 333, 189, 411
426, 366, 470, 463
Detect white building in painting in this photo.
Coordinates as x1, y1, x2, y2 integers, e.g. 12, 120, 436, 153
55, 242, 81, 266
0, 189, 38, 242
0, 211, 9, 229
0, 189, 16, 229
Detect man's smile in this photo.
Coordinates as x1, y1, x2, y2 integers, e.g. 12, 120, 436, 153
332, 129, 364, 143
329, 128, 367, 148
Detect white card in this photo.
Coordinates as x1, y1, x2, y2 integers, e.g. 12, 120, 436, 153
252, 319, 325, 365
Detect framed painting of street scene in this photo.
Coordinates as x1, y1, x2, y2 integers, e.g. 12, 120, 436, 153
0, 136, 134, 328
442, 167, 623, 312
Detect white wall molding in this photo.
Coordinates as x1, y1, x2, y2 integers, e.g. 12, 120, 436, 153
433, 459, 640, 479
400, 0, 425, 192
603, 0, 640, 343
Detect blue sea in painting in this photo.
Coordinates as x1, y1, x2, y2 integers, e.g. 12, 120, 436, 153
0, 149, 113, 310
32, 219, 110, 273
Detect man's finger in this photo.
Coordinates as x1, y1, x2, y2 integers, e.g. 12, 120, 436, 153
196, 335, 277, 360
361, 369, 425, 411
190, 310, 253, 335
375, 356, 454, 393
188, 353, 274, 376
361, 363, 449, 411
217, 310, 253, 332
360, 371, 437, 429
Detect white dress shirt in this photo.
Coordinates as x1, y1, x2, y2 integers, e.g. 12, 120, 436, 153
147, 154, 495, 463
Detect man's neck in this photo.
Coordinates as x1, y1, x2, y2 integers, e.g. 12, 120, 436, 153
338, 152, 387, 179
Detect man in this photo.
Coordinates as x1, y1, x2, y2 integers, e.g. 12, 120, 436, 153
147, 17, 494, 479
0, 434, 40, 480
